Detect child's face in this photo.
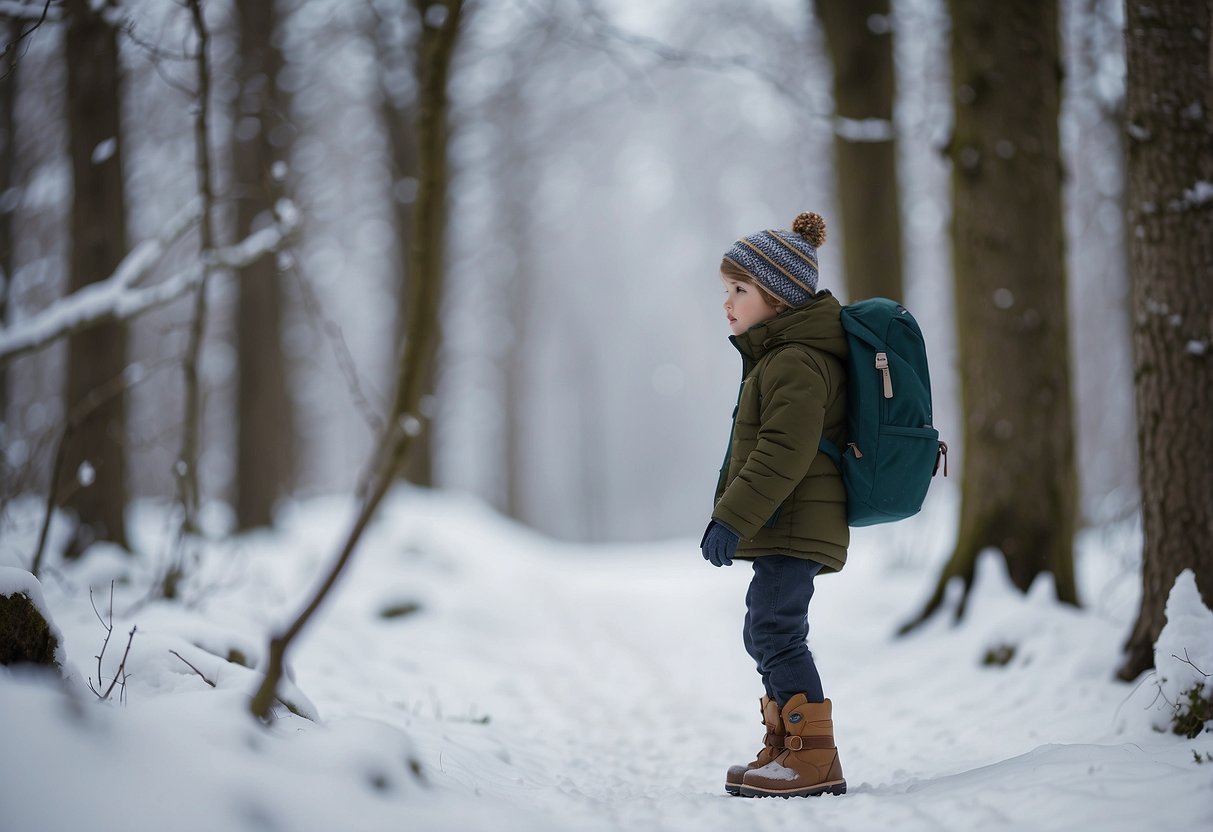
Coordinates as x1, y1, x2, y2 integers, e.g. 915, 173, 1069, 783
721, 273, 781, 336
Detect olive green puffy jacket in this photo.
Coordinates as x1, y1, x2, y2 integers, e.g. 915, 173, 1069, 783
712, 291, 850, 572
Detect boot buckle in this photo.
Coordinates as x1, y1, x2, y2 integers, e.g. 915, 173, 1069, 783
783, 735, 834, 752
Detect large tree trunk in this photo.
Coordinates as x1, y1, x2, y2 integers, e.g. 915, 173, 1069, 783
232, 0, 294, 530
903, 0, 1078, 630
813, 0, 904, 302
61, 0, 130, 556
1116, 0, 1213, 681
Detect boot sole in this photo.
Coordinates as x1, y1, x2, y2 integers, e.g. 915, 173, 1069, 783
724, 782, 742, 796
739, 779, 846, 798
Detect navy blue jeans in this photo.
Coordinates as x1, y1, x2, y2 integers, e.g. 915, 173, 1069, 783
743, 555, 825, 706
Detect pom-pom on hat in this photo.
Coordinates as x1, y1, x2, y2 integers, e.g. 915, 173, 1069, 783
723, 212, 827, 308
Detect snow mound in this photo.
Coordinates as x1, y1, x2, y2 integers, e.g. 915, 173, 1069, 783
1152, 569, 1213, 735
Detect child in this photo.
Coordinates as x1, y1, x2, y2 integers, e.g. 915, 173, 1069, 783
701, 211, 849, 799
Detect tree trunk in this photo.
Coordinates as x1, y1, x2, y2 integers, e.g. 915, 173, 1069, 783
813, 0, 904, 302
396, 0, 457, 487
1116, 0, 1213, 681
903, 0, 1078, 631
0, 21, 18, 430
486, 59, 532, 522
233, 0, 294, 530
61, 0, 129, 556
370, 9, 433, 487
0, 22, 18, 426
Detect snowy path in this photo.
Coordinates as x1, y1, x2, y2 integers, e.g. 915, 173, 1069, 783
289, 493, 1211, 831
2, 490, 1211, 831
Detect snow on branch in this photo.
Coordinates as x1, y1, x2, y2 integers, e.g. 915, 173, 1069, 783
0, 200, 299, 365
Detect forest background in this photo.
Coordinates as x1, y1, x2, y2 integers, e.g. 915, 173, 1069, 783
0, 0, 1209, 698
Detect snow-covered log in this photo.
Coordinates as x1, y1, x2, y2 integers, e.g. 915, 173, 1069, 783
0, 567, 65, 670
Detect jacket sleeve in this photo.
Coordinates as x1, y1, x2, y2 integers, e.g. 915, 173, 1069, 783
712, 347, 828, 539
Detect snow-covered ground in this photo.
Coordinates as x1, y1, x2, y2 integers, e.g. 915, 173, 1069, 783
1, 488, 1210, 832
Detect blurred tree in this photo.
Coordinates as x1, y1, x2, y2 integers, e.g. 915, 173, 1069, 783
902, 0, 1078, 630
1117, 0, 1213, 681
232, 0, 294, 530
61, 0, 130, 556
812, 0, 904, 302
0, 20, 17, 425
494, 64, 535, 524
368, 1, 433, 487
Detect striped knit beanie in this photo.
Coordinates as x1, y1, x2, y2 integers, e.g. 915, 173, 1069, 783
723, 212, 827, 308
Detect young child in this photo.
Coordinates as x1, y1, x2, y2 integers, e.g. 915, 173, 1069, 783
701, 211, 849, 799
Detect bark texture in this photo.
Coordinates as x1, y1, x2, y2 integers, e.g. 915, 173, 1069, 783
62, 0, 129, 555
1117, 0, 1213, 681
814, 0, 904, 302
233, 0, 294, 530
904, 0, 1078, 630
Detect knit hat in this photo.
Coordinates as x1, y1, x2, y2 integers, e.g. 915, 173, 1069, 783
723, 212, 827, 308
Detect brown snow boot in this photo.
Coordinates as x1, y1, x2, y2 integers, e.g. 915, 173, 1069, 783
724, 696, 784, 795
739, 694, 846, 798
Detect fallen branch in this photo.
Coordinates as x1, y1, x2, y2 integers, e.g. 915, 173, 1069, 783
0, 203, 298, 365
170, 649, 216, 688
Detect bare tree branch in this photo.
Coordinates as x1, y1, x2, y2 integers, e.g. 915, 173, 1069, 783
511, 0, 822, 114
0, 0, 55, 82
0, 0, 56, 22
0, 207, 297, 365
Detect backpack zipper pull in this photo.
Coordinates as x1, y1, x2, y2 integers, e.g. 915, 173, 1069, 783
875, 352, 893, 398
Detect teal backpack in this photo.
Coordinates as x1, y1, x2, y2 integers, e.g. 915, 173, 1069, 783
819, 298, 948, 526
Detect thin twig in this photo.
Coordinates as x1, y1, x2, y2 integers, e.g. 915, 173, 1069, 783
0, 0, 52, 82
175, 0, 217, 540
285, 253, 386, 434
1172, 649, 1210, 678
100, 626, 136, 701
30, 359, 172, 577
170, 649, 216, 687
87, 581, 138, 702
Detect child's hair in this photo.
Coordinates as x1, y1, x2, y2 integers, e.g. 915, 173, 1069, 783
720, 258, 789, 313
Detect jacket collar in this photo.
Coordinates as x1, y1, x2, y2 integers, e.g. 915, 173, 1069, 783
728, 290, 843, 363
